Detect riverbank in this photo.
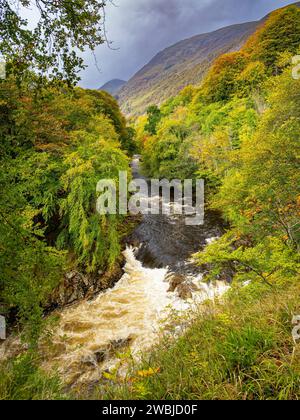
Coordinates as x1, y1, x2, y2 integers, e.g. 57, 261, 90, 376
1, 274, 300, 400
48, 215, 142, 309
0, 152, 229, 395
95, 278, 300, 401
0, 214, 141, 345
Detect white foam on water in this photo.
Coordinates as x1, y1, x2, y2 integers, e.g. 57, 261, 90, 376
35, 246, 229, 386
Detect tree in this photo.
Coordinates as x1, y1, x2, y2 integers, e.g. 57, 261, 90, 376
201, 52, 248, 103
243, 5, 300, 74
0, 0, 109, 84
144, 105, 162, 135
213, 69, 300, 249
0, 79, 131, 345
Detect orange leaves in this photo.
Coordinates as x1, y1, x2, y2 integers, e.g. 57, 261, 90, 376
210, 52, 248, 75
137, 367, 160, 378
201, 52, 248, 102
243, 5, 300, 70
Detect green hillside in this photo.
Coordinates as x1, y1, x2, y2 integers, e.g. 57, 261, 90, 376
106, 4, 300, 400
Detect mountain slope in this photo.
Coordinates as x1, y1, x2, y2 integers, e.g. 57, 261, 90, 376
118, 22, 258, 115
118, 2, 300, 116
99, 79, 126, 97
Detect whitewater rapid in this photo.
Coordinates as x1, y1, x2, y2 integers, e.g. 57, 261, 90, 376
0, 156, 229, 388
38, 246, 229, 386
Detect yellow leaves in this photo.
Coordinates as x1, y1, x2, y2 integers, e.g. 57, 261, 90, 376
21, 207, 41, 230
101, 366, 160, 391
216, 313, 232, 327
191, 129, 231, 174
102, 371, 115, 381
172, 106, 189, 122
115, 350, 132, 360
137, 367, 160, 378
278, 203, 297, 216
132, 383, 150, 399
242, 208, 261, 220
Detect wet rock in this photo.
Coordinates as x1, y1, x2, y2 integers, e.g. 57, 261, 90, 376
81, 354, 98, 368
81, 337, 133, 369
177, 282, 199, 300
95, 350, 107, 364
176, 284, 192, 300
81, 348, 108, 366
47, 260, 125, 309
167, 274, 185, 292
166, 272, 200, 300
50, 271, 91, 306
217, 267, 235, 283
65, 271, 76, 281
109, 337, 132, 352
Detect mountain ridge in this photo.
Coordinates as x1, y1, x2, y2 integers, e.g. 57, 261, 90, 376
118, 2, 300, 115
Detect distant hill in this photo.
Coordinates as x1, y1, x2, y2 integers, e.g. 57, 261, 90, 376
118, 2, 300, 115
99, 79, 127, 97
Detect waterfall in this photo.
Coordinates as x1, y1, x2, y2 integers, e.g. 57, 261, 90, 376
39, 246, 229, 386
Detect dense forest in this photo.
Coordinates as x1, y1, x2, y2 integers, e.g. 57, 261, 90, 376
111, 5, 300, 400
136, 5, 300, 279
0, 1, 300, 401
0, 0, 138, 399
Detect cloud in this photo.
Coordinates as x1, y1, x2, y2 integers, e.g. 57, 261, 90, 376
79, 0, 296, 89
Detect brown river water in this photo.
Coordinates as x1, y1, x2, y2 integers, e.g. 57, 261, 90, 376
0, 157, 229, 387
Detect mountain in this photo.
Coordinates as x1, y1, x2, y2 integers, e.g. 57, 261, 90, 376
118, 22, 258, 115
118, 2, 300, 116
99, 79, 127, 97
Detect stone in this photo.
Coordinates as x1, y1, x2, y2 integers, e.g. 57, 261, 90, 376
109, 337, 132, 352
95, 350, 107, 363
81, 354, 98, 368
167, 274, 186, 293
176, 281, 199, 300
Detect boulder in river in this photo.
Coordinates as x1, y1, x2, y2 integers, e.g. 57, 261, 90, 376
81, 337, 133, 368
48, 260, 125, 308
167, 274, 186, 292
167, 273, 199, 300
177, 282, 199, 300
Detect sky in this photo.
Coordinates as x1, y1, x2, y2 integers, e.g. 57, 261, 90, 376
79, 0, 296, 89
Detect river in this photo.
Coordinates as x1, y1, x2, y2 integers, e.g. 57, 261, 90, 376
2, 157, 230, 388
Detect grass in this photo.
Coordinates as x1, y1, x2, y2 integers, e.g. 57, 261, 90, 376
2, 278, 300, 400
96, 279, 300, 400
0, 352, 68, 400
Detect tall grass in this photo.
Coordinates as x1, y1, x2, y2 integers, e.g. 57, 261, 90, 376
0, 353, 67, 400
98, 280, 300, 400
2, 279, 300, 400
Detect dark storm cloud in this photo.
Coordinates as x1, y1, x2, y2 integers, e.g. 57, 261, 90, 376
79, 0, 296, 89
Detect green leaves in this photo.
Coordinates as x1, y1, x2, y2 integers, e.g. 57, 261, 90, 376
0, 79, 132, 344
195, 233, 299, 286
0, 0, 107, 84
145, 105, 162, 135
213, 70, 300, 249
58, 135, 129, 272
